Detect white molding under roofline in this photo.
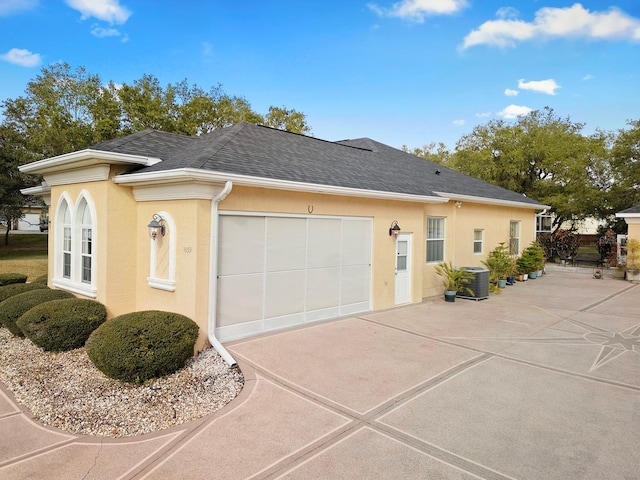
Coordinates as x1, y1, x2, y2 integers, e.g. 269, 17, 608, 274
434, 191, 550, 210
113, 168, 450, 204
18, 149, 162, 175
616, 212, 640, 218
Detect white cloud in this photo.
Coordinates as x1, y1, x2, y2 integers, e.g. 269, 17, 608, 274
476, 111, 491, 117
453, 119, 465, 126
583, 74, 594, 81
65, 0, 131, 24
368, 0, 468, 22
498, 104, 533, 119
496, 7, 519, 20
518, 78, 560, 95
462, 3, 640, 49
0, 0, 38, 16
0, 48, 41, 67
91, 25, 121, 37
504, 88, 519, 96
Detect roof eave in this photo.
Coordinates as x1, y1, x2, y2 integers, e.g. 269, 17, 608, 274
114, 168, 449, 204
434, 191, 549, 210
18, 149, 162, 175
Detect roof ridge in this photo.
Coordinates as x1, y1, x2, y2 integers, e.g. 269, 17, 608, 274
194, 124, 247, 168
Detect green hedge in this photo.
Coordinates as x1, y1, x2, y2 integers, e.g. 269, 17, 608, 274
0, 283, 49, 303
0, 289, 75, 336
86, 310, 199, 383
0, 273, 28, 287
17, 298, 107, 352
32, 274, 48, 285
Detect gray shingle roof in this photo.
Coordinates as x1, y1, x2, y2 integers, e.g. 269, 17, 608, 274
618, 205, 640, 215
91, 123, 544, 207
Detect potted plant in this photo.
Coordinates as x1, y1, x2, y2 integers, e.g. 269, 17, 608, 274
625, 238, 640, 283
483, 242, 511, 290
522, 242, 544, 279
605, 243, 626, 279
515, 255, 531, 281
434, 262, 474, 302
506, 257, 517, 285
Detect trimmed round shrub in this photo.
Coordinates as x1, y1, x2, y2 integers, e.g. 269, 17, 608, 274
0, 289, 74, 336
0, 273, 28, 287
0, 282, 49, 303
86, 310, 199, 383
17, 299, 107, 352
32, 274, 48, 285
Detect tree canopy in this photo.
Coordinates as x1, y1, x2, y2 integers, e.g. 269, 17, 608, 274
411, 107, 634, 231
0, 62, 311, 242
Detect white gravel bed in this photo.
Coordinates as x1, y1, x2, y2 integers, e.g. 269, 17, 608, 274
0, 328, 244, 438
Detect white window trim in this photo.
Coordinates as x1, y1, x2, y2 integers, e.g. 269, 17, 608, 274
426, 216, 446, 263
510, 220, 521, 256
53, 190, 97, 298
147, 211, 177, 291
474, 229, 483, 255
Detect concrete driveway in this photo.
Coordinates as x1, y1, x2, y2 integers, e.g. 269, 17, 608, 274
1, 266, 639, 479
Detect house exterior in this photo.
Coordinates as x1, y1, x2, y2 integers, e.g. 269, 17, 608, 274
616, 205, 640, 240
21, 123, 546, 363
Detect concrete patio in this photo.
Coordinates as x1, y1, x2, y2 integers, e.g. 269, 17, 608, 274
1, 265, 639, 479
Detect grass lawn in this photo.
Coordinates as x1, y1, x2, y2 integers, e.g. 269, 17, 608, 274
0, 232, 48, 281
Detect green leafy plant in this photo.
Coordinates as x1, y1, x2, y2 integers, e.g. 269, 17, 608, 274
86, 310, 199, 383
17, 298, 107, 352
521, 242, 545, 272
0, 289, 74, 336
434, 262, 474, 296
483, 242, 512, 282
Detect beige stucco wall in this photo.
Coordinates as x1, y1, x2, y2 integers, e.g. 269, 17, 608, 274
421, 201, 537, 298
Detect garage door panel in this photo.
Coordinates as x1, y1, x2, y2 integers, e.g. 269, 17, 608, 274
306, 267, 341, 311
341, 220, 372, 266
219, 216, 265, 275
264, 270, 306, 318
341, 265, 371, 305
217, 275, 264, 327
307, 219, 341, 268
266, 217, 306, 272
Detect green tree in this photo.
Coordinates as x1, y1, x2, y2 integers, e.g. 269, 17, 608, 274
449, 107, 609, 230
0, 126, 41, 245
609, 120, 640, 213
401, 141, 451, 165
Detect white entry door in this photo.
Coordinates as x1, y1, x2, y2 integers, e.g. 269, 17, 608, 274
395, 233, 412, 305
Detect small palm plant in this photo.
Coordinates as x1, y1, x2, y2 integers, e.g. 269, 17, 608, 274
435, 262, 474, 301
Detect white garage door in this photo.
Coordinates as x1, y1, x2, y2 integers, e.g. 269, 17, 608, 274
216, 214, 372, 342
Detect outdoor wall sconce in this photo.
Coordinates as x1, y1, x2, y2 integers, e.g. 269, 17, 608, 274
147, 214, 166, 240
455, 201, 463, 209
389, 220, 401, 237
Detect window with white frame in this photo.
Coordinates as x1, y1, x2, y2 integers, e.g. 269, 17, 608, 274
53, 192, 96, 297
473, 229, 483, 254
509, 221, 520, 255
536, 214, 553, 233
426, 217, 445, 263
79, 199, 92, 284
61, 200, 72, 279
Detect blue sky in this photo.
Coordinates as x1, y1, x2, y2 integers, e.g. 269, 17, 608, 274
1, 0, 639, 149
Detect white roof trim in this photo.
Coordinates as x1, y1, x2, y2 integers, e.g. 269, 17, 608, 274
114, 168, 450, 204
21, 184, 51, 196
434, 191, 549, 210
616, 212, 640, 218
19, 149, 162, 175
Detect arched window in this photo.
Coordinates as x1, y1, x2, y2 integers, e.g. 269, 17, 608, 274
53, 192, 97, 298
78, 199, 93, 284
60, 199, 72, 279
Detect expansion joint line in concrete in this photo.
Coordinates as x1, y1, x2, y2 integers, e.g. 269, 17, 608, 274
580, 283, 638, 312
